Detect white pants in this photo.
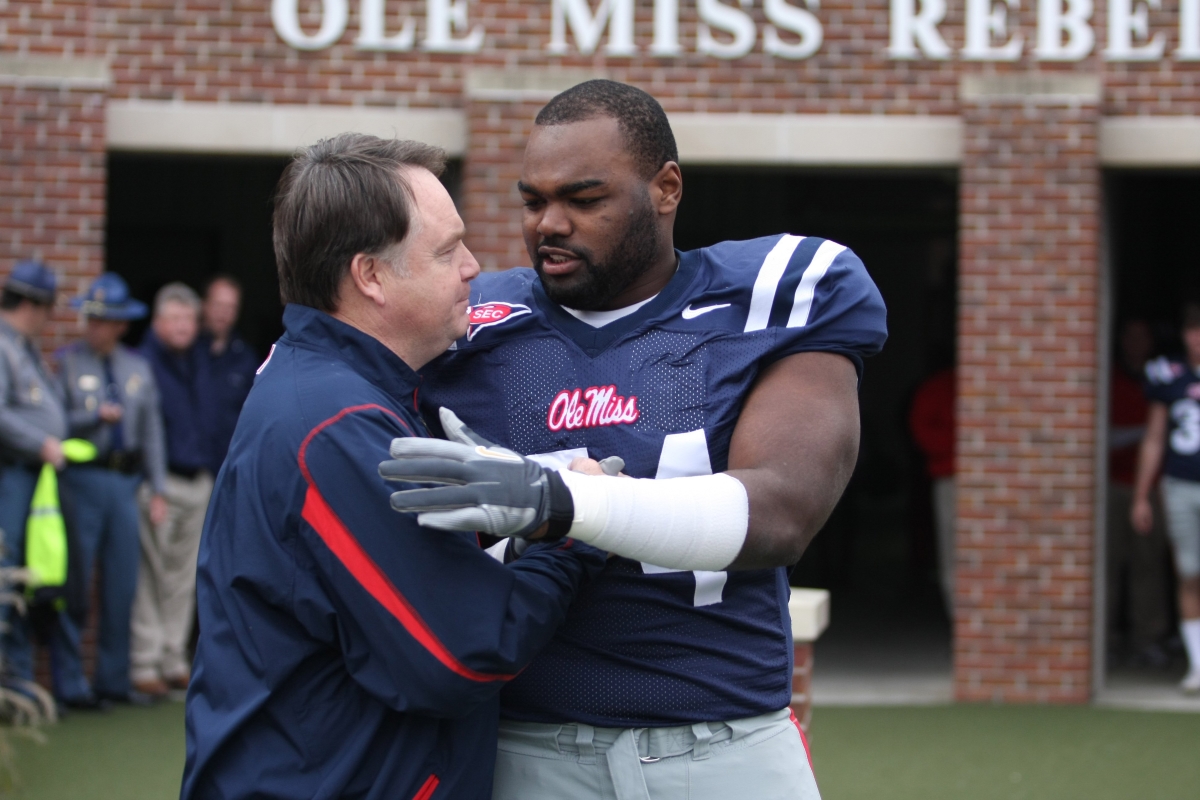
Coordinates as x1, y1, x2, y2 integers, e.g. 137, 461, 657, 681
131, 471, 212, 683
493, 708, 821, 800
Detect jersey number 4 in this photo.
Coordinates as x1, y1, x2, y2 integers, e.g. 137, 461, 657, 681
529, 430, 728, 608
643, 429, 727, 608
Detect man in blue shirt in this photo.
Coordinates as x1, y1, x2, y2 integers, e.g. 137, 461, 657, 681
198, 275, 258, 473
134, 282, 213, 699
181, 133, 606, 800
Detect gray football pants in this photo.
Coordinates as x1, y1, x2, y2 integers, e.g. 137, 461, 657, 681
493, 707, 821, 800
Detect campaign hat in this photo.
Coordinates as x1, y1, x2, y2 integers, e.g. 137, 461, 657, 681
71, 273, 148, 321
4, 260, 57, 305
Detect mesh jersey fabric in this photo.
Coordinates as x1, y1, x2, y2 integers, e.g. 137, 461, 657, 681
420, 234, 888, 727
1145, 356, 1200, 483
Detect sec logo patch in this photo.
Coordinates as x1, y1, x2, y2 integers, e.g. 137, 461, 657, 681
467, 302, 531, 341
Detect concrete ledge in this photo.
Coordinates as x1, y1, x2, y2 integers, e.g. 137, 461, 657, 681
106, 101, 466, 156
789, 588, 830, 642
1100, 116, 1200, 166
670, 114, 962, 166
960, 73, 1102, 103
465, 68, 606, 101
0, 55, 110, 88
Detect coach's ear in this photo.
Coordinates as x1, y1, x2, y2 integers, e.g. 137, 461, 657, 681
345, 250, 393, 308
649, 161, 682, 217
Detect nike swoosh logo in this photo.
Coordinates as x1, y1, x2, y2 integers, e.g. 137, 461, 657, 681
681, 303, 731, 320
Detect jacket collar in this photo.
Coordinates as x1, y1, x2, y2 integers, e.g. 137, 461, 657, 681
281, 304, 421, 401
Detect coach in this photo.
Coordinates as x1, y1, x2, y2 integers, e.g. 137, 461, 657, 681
180, 134, 606, 800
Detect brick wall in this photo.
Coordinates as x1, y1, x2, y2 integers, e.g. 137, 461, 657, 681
3, 0, 1198, 702
957, 91, 1100, 702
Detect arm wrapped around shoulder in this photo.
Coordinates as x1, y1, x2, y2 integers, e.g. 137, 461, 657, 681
557, 469, 748, 571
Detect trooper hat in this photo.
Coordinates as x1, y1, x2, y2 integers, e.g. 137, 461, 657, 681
4, 260, 57, 305
70, 273, 148, 321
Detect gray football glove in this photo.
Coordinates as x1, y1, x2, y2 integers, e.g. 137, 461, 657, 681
380, 408, 575, 539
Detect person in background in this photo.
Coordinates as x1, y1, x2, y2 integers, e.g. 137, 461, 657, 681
1107, 319, 1169, 668
910, 365, 956, 617
0, 261, 71, 696
1133, 303, 1200, 693
56, 273, 169, 708
199, 275, 257, 473
133, 283, 213, 699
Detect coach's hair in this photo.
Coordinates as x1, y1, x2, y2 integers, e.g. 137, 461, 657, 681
272, 133, 446, 312
154, 282, 201, 317
1183, 302, 1200, 330
535, 80, 678, 180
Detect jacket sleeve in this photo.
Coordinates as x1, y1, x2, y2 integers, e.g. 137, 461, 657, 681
295, 404, 605, 718
140, 368, 168, 495
0, 343, 51, 460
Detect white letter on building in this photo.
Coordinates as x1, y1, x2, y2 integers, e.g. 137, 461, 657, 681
1105, 0, 1164, 59
888, 0, 951, 59
697, 0, 757, 59
424, 0, 484, 51
1034, 0, 1094, 60
963, 0, 1023, 59
357, 0, 415, 50
763, 0, 823, 59
1182, 0, 1200, 58
652, 0, 683, 55
548, 0, 636, 55
272, 0, 349, 50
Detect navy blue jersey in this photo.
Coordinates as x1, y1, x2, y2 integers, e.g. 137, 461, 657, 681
1145, 356, 1200, 482
421, 235, 888, 727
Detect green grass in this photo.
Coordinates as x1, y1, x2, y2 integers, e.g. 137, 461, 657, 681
4, 701, 185, 800
810, 705, 1200, 800
1, 702, 1198, 799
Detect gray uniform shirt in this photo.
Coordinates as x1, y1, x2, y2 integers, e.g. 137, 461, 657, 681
57, 342, 167, 494
0, 316, 66, 464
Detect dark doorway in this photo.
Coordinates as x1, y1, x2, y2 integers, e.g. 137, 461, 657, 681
1102, 171, 1200, 705
107, 154, 291, 356
676, 167, 959, 699
106, 153, 464, 356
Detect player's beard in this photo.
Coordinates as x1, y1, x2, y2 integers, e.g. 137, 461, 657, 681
532, 189, 660, 311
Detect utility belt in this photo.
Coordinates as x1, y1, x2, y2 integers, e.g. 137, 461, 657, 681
168, 465, 207, 480
77, 450, 143, 475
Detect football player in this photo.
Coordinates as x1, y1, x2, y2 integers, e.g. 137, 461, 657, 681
381, 81, 888, 798
1132, 303, 1200, 694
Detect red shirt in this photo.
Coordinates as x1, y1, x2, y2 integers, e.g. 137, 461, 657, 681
1109, 369, 1148, 486
910, 368, 956, 478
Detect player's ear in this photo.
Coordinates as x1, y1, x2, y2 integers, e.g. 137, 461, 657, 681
649, 161, 682, 216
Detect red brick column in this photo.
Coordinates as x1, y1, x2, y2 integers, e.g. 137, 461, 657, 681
462, 99, 543, 273
0, 83, 107, 351
955, 90, 1100, 703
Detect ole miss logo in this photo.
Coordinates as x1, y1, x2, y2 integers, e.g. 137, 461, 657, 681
547, 385, 640, 431
467, 302, 532, 341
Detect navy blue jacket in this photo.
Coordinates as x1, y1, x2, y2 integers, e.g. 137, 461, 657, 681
181, 305, 605, 800
140, 331, 215, 474
199, 332, 258, 472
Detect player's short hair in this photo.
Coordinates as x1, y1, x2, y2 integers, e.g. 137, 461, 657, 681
272, 133, 446, 313
204, 273, 242, 298
1183, 302, 1200, 331
535, 80, 678, 180
154, 282, 201, 317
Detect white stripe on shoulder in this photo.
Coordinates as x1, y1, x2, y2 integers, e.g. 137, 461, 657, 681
743, 235, 805, 333
787, 240, 847, 329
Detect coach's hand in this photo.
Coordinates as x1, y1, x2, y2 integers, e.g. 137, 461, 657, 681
380, 408, 575, 539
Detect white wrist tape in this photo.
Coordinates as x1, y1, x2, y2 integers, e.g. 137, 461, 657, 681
556, 470, 749, 571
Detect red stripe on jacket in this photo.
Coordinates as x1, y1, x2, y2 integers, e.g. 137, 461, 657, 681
298, 403, 514, 683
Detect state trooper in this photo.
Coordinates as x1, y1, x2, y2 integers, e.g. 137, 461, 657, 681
0, 260, 72, 698
56, 273, 168, 708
